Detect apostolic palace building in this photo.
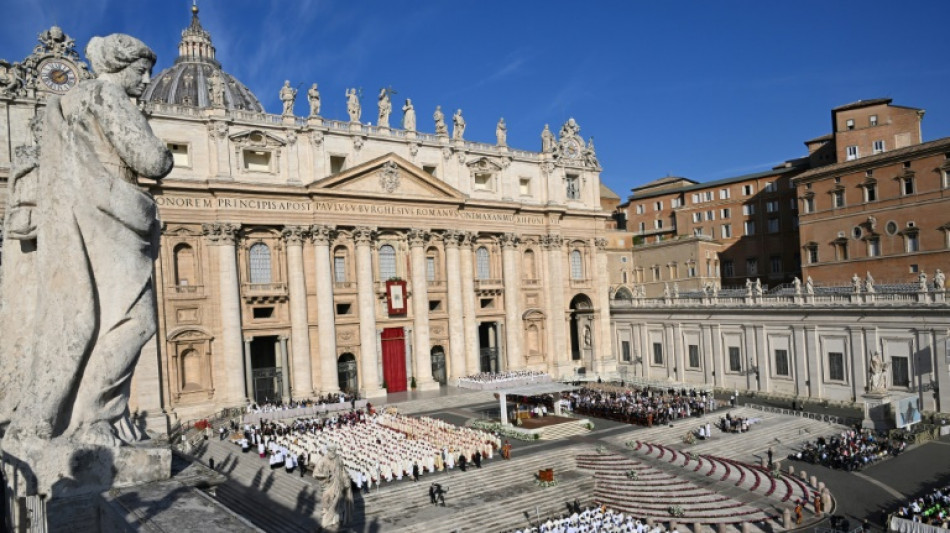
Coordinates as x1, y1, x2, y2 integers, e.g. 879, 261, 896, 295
0, 9, 615, 427
1, 6, 950, 438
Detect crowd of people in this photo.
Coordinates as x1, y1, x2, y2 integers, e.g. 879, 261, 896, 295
229, 409, 501, 491
509, 506, 669, 533
246, 392, 359, 414
892, 484, 950, 527
458, 370, 551, 388
716, 412, 760, 434
565, 386, 717, 427
788, 429, 905, 471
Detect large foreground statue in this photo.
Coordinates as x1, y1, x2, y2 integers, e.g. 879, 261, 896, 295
0, 33, 172, 494
312, 445, 354, 530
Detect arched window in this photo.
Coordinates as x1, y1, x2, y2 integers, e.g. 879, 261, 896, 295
570, 249, 583, 280
249, 243, 272, 284
174, 243, 196, 286
475, 246, 490, 280
426, 247, 439, 282
614, 286, 633, 300
522, 249, 536, 279
379, 244, 396, 279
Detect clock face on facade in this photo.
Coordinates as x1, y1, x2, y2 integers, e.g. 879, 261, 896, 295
563, 139, 582, 159
38, 59, 78, 93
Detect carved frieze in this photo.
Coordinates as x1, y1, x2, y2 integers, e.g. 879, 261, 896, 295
378, 161, 401, 194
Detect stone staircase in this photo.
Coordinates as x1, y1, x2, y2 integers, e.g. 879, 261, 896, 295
538, 419, 592, 440
193, 436, 598, 532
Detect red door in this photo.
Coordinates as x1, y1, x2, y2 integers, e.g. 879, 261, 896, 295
381, 327, 407, 393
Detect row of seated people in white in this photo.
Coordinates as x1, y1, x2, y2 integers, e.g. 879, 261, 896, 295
510, 507, 663, 533
262, 413, 500, 487
459, 370, 550, 384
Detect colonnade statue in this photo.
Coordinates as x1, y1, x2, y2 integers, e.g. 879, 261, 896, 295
0, 33, 172, 495
312, 445, 354, 530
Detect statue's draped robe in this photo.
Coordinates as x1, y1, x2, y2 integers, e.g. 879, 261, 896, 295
1, 80, 170, 440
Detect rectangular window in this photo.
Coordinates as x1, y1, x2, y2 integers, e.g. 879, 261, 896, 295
846, 118, 855, 130
566, 174, 580, 199
688, 345, 700, 368
789, 198, 798, 210
654, 219, 664, 229
808, 246, 819, 264
828, 352, 845, 381
742, 184, 754, 196
865, 184, 877, 202
636, 204, 645, 215
687, 264, 697, 277
243, 150, 272, 172
474, 173, 492, 191
692, 212, 702, 223
744, 220, 756, 235
742, 204, 755, 216
720, 208, 731, 219
846, 145, 859, 161
705, 210, 715, 221
891, 356, 910, 387
765, 182, 776, 193
519, 178, 531, 196
422, 165, 438, 176
906, 234, 920, 253
655, 201, 663, 211
703, 191, 713, 202
766, 200, 778, 213
774, 349, 790, 376
723, 260, 734, 277
721, 224, 732, 238
426, 256, 436, 281
167, 143, 190, 167
719, 188, 731, 200
869, 115, 878, 126
693, 227, 704, 237
873, 140, 885, 154
770, 255, 782, 274
621, 341, 631, 362
671, 198, 682, 208
335, 303, 352, 315
833, 190, 845, 207
330, 155, 346, 174
804, 197, 815, 213
691, 193, 700, 204
746, 258, 758, 276
868, 237, 880, 257
767, 217, 779, 233
902, 177, 915, 195
652, 342, 663, 365
728, 347, 741, 372
638, 222, 645, 232
334, 256, 346, 283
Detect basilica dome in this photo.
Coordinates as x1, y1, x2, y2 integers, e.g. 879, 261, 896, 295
142, 5, 263, 113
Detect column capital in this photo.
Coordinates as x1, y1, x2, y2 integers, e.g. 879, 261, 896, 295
459, 231, 476, 247
407, 228, 430, 248
281, 225, 310, 245
310, 224, 336, 245
353, 226, 376, 245
202, 222, 241, 245
442, 229, 462, 248
500, 232, 521, 249
594, 237, 608, 251
244, 337, 254, 343
541, 233, 563, 250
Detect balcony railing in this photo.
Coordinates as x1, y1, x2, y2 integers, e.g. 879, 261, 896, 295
427, 280, 446, 290
333, 281, 356, 290
241, 282, 288, 301
522, 278, 541, 287
172, 284, 202, 294
474, 278, 503, 291
569, 278, 591, 289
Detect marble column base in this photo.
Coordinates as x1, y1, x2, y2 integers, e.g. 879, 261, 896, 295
362, 387, 388, 400
414, 380, 442, 392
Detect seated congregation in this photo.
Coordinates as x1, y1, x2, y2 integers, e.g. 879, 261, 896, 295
231, 409, 501, 490
788, 429, 905, 471
508, 506, 673, 533
458, 370, 552, 389
565, 385, 717, 426
892, 483, 950, 527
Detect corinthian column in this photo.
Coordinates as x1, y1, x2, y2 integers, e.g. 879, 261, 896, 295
501, 233, 524, 370
443, 231, 466, 380
282, 225, 314, 399
311, 224, 338, 394
354, 227, 384, 397
543, 233, 567, 374
408, 229, 439, 390
459, 232, 479, 375
202, 222, 246, 405
594, 237, 612, 371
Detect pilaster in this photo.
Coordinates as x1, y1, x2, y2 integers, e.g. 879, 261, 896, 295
459, 232, 480, 376
501, 233, 523, 370
311, 224, 339, 395
353, 227, 384, 397
202, 222, 245, 405
408, 229, 438, 390
282, 225, 314, 399
443, 230, 466, 380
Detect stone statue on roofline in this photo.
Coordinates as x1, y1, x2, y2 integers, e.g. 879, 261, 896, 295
0, 32, 173, 498
346, 87, 361, 122
377, 87, 393, 128
868, 351, 889, 394
402, 99, 416, 131
452, 108, 466, 140
279, 80, 296, 116
433, 105, 447, 136
935, 269, 946, 291
207, 69, 225, 107
541, 124, 555, 153
496, 117, 507, 146
307, 83, 320, 117
865, 272, 876, 293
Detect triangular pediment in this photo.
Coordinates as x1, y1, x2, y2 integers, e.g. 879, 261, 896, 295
309, 153, 466, 202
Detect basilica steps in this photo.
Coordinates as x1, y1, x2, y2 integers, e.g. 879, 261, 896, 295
537, 419, 592, 440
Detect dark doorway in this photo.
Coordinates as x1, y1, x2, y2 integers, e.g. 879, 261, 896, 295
431, 346, 447, 384
338, 353, 358, 393
478, 322, 499, 373
250, 335, 282, 404
569, 294, 593, 363
381, 327, 407, 392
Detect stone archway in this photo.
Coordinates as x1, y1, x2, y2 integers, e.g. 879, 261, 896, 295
337, 352, 358, 394
430, 346, 447, 385
569, 294, 594, 365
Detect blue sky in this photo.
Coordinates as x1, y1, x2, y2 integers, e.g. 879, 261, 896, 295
3, 1, 949, 198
